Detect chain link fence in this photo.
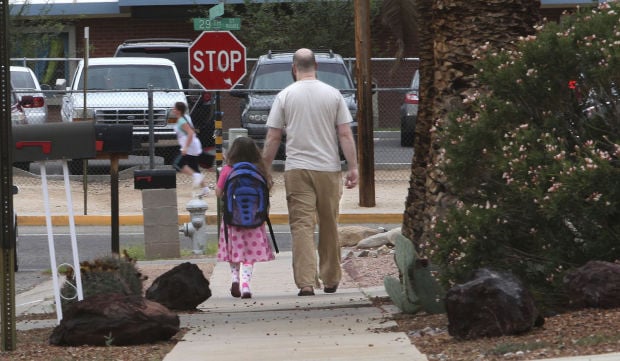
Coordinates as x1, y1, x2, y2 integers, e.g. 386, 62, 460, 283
11, 57, 417, 213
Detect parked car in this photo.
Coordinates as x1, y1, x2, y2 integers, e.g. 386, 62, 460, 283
12, 185, 19, 272
400, 70, 419, 147
114, 38, 215, 147
231, 49, 358, 159
57, 57, 188, 166
10, 87, 28, 125
10, 66, 48, 124
11, 87, 35, 171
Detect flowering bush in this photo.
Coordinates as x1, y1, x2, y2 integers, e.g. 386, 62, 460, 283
429, 4, 620, 308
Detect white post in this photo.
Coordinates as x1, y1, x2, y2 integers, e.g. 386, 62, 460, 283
62, 160, 83, 301
40, 162, 63, 323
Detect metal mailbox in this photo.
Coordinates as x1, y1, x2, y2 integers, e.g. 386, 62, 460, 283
134, 169, 176, 189
12, 122, 96, 163
95, 124, 133, 154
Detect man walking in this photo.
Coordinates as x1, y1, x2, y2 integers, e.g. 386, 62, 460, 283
263, 48, 358, 296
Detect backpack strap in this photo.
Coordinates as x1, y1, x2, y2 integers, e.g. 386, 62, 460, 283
266, 216, 279, 254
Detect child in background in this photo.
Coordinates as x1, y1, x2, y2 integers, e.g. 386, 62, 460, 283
215, 137, 275, 299
172, 101, 209, 197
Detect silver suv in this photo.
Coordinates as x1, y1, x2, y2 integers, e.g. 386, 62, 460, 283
231, 49, 358, 159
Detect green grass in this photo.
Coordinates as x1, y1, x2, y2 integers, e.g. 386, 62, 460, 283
122, 245, 146, 260
575, 333, 620, 347
204, 241, 219, 256
43, 264, 73, 275
123, 239, 219, 261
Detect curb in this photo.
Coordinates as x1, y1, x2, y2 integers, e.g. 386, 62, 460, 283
17, 213, 403, 226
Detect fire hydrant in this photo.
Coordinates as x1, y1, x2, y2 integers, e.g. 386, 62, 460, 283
180, 197, 209, 254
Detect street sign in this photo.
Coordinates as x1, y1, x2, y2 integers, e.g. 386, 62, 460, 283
209, 3, 224, 19
193, 18, 241, 31
189, 31, 247, 91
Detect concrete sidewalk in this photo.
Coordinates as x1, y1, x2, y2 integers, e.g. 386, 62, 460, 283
164, 252, 428, 361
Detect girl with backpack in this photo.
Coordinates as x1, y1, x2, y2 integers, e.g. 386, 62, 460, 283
172, 101, 209, 197
215, 137, 275, 299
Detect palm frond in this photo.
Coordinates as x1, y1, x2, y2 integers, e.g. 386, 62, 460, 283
380, 0, 418, 58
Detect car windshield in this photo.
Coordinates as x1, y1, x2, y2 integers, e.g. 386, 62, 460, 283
251, 62, 353, 90
10, 89, 18, 105
77, 65, 180, 90
11, 70, 37, 90
410, 70, 419, 91
116, 47, 189, 87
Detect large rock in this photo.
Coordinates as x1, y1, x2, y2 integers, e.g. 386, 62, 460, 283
446, 269, 542, 339
145, 262, 211, 310
356, 227, 401, 249
564, 260, 620, 309
49, 293, 179, 346
338, 226, 383, 247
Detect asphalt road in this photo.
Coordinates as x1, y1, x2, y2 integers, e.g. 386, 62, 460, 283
16, 223, 400, 271
15, 225, 289, 271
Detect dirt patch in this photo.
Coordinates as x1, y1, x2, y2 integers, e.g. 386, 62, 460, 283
12, 170, 409, 216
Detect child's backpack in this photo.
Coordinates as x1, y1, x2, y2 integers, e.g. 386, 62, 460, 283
222, 162, 278, 253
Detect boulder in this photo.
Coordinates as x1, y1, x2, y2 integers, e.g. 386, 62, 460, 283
446, 269, 542, 339
564, 260, 620, 309
146, 262, 211, 310
338, 226, 383, 247
49, 293, 179, 346
357, 227, 401, 249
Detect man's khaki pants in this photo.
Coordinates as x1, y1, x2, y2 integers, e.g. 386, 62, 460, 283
284, 169, 343, 289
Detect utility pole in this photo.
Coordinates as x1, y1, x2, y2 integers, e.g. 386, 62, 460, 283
0, 0, 17, 350
354, 0, 375, 207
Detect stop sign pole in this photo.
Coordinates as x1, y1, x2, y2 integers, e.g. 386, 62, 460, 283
189, 30, 246, 239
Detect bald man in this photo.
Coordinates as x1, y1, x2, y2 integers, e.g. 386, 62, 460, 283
263, 48, 358, 296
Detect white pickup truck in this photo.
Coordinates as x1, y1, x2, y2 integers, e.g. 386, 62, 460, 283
58, 57, 187, 164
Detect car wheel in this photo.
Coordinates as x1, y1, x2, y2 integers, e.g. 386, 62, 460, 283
14, 216, 18, 272
401, 131, 414, 147
156, 147, 179, 166
400, 116, 415, 147
68, 159, 86, 175
13, 162, 31, 172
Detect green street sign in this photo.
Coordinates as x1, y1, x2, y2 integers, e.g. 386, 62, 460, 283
193, 18, 241, 31
209, 3, 224, 19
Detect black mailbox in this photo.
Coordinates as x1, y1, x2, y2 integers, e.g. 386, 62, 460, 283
134, 169, 176, 189
13, 122, 96, 163
95, 124, 133, 154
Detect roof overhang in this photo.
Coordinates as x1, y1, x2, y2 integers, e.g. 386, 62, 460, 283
8, 0, 603, 17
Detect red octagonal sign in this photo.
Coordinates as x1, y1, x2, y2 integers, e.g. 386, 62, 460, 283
189, 31, 247, 91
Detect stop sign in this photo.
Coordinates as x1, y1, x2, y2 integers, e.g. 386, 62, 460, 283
189, 31, 247, 91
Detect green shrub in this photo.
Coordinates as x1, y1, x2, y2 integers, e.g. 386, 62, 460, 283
61, 253, 145, 310
429, 3, 620, 309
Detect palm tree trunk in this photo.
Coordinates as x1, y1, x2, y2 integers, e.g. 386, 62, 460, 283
402, 0, 434, 249
403, 0, 540, 250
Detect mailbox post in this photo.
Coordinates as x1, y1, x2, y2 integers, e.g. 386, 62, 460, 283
13, 121, 96, 323
94, 124, 133, 253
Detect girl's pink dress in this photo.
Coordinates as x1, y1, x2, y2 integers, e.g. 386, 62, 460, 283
216, 164, 275, 263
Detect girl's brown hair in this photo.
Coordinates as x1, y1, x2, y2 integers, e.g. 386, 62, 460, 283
175, 101, 187, 115
226, 137, 271, 188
